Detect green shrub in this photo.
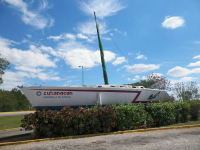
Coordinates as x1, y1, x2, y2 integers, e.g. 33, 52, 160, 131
113, 103, 152, 130
173, 101, 190, 123
146, 102, 175, 126
21, 105, 119, 138
187, 100, 200, 121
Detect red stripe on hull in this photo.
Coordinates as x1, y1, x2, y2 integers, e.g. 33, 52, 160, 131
30, 89, 142, 102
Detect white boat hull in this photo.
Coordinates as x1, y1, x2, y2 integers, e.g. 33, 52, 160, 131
19, 85, 170, 110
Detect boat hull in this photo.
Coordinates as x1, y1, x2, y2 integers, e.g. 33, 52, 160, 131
19, 86, 170, 110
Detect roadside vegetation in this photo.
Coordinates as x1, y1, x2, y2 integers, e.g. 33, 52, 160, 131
0, 54, 31, 112
0, 115, 24, 130
0, 88, 31, 112
20, 100, 200, 138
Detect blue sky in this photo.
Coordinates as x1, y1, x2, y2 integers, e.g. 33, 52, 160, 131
1, 0, 200, 91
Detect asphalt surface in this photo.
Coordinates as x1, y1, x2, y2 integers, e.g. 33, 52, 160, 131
0, 111, 35, 117
1, 127, 200, 150
0, 129, 33, 140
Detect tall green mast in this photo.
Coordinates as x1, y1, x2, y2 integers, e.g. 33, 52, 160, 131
94, 12, 109, 85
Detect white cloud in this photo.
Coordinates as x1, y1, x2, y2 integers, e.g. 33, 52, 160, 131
77, 20, 108, 35
112, 57, 127, 66
80, 0, 126, 19
40, 45, 58, 56
21, 39, 29, 43
14, 66, 44, 73
188, 61, 200, 67
77, 33, 88, 39
0, 71, 27, 90
0, 36, 60, 90
1, 70, 60, 90
124, 64, 160, 74
167, 66, 200, 77
151, 73, 163, 77
26, 34, 32, 38
63, 49, 115, 69
76, 33, 96, 42
167, 66, 191, 77
47, 33, 76, 41
56, 39, 87, 52
101, 37, 111, 41
179, 77, 196, 82
193, 55, 200, 59
3, 0, 54, 29
142, 76, 147, 80
64, 34, 76, 40
192, 41, 200, 44
114, 28, 126, 36
131, 75, 140, 81
0, 37, 56, 69
47, 35, 64, 41
136, 52, 147, 60
162, 16, 184, 29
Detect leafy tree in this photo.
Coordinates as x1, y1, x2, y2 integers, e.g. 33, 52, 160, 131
0, 88, 31, 112
173, 81, 200, 101
11, 88, 31, 110
126, 73, 171, 90
126, 80, 156, 88
0, 54, 10, 84
169, 94, 175, 102
0, 90, 17, 112
147, 73, 171, 90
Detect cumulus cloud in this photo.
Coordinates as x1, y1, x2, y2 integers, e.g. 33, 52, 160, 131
112, 57, 127, 66
0, 36, 60, 90
162, 16, 184, 29
179, 77, 196, 82
51, 35, 116, 69
47, 33, 76, 41
131, 75, 140, 81
3, 0, 54, 29
136, 52, 147, 60
193, 55, 200, 59
80, 0, 126, 19
167, 66, 191, 77
77, 33, 88, 39
76, 33, 96, 42
124, 64, 160, 74
1, 70, 60, 90
63, 49, 115, 69
167, 66, 200, 77
0, 37, 56, 68
77, 20, 108, 35
188, 61, 200, 67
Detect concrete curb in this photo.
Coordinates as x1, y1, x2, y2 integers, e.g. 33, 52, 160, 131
0, 124, 200, 147
0, 111, 35, 114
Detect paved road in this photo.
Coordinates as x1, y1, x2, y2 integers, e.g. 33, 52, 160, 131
0, 111, 35, 117
0, 129, 33, 140
1, 127, 200, 150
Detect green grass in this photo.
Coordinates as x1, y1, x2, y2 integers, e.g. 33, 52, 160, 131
167, 120, 200, 127
0, 115, 24, 130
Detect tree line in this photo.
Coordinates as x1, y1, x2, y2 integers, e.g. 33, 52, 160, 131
0, 54, 31, 111
126, 73, 200, 102
0, 88, 31, 111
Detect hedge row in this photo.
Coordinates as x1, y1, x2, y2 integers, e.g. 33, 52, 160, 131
21, 101, 200, 138
21, 106, 120, 138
